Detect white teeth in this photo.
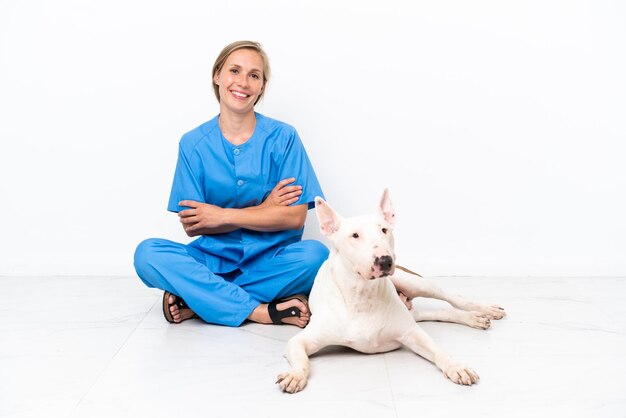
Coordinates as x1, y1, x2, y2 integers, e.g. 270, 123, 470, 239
231, 91, 248, 98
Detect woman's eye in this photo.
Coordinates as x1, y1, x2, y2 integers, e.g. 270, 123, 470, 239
352, 233, 360, 239
382, 228, 388, 234
251, 73, 259, 79
230, 69, 238, 74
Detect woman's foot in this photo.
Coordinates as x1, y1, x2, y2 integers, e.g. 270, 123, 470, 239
163, 292, 198, 323
248, 296, 310, 328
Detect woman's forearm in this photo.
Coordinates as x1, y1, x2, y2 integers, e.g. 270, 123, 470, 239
184, 224, 239, 237
182, 204, 307, 237
223, 204, 307, 232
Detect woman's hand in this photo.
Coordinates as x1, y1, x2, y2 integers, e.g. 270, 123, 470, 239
178, 200, 228, 236
259, 177, 302, 208
177, 179, 307, 237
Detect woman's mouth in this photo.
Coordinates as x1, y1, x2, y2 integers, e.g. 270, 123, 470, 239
230, 90, 250, 100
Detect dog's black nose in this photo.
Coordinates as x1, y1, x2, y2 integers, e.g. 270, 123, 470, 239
377, 255, 393, 272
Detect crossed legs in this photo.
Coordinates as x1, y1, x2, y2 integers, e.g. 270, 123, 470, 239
134, 238, 328, 327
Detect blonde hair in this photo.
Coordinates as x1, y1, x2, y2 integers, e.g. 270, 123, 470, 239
211, 40, 271, 105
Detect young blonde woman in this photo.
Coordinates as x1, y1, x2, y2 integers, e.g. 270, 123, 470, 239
134, 41, 328, 328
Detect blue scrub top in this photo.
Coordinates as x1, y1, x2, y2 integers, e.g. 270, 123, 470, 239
167, 113, 324, 274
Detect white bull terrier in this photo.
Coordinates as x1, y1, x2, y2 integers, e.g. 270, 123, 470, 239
276, 189, 506, 393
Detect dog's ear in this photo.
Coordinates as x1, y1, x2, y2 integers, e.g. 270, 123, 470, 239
379, 188, 396, 225
315, 196, 341, 237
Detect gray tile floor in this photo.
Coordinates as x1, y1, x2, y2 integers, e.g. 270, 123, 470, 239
2, 275, 625, 418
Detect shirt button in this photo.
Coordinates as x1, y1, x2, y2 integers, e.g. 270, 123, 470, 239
233, 148, 240, 156
237, 180, 244, 186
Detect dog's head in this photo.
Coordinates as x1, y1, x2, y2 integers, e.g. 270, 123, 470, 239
315, 189, 396, 280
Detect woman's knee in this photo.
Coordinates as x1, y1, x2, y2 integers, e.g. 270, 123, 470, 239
133, 238, 165, 279
300, 240, 329, 272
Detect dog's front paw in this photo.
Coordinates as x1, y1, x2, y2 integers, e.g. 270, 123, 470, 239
444, 364, 480, 386
276, 371, 308, 393
478, 304, 506, 320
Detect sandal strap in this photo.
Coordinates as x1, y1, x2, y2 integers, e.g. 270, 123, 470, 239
267, 295, 307, 325
163, 291, 198, 323
173, 296, 191, 310
172, 295, 198, 318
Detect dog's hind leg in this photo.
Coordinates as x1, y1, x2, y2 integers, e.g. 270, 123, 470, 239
391, 271, 506, 320
276, 331, 326, 394
411, 308, 491, 330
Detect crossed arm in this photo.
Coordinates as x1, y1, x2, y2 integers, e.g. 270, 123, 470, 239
177, 178, 306, 237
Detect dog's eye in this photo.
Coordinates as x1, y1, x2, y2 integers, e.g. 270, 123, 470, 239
352, 233, 360, 239
382, 228, 388, 234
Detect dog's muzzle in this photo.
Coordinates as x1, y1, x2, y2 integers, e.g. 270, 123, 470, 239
371, 255, 395, 279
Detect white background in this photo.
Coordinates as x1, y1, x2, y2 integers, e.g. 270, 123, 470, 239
1, 0, 624, 277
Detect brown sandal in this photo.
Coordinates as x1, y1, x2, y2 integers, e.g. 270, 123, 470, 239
162, 291, 199, 323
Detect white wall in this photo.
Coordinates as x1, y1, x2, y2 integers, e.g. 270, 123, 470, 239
1, 0, 624, 277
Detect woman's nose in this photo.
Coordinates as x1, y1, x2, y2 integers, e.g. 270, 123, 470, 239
237, 74, 249, 88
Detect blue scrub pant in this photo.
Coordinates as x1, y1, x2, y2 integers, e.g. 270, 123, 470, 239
133, 238, 329, 327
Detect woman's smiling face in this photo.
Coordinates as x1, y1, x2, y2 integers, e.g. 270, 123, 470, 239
213, 48, 265, 114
